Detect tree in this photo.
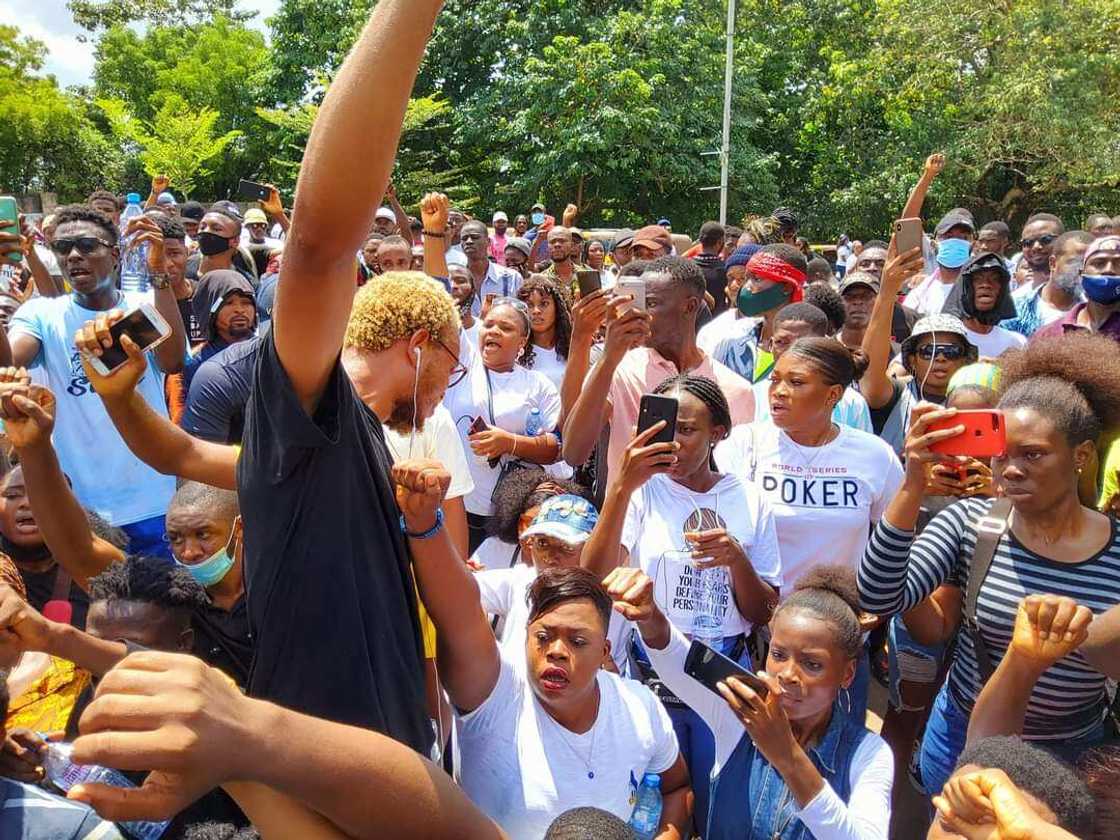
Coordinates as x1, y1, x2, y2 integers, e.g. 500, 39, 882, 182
99, 96, 240, 197
68, 0, 254, 37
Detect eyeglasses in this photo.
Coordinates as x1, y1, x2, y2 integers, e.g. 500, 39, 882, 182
1020, 234, 1056, 249
916, 343, 967, 361
433, 335, 468, 388
49, 236, 114, 256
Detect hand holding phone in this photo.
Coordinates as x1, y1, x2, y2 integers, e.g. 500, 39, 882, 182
637, 394, 678, 446
0, 196, 22, 264
615, 278, 646, 312
927, 409, 1006, 458
237, 179, 272, 203
78, 305, 172, 378
684, 640, 770, 699
893, 217, 924, 256
576, 269, 602, 298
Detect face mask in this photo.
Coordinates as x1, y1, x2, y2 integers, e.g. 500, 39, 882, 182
1081, 274, 1120, 305
738, 283, 791, 317
531, 212, 545, 226
936, 238, 971, 269
197, 231, 232, 256
177, 518, 238, 588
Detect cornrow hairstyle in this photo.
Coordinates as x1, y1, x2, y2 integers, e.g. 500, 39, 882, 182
775, 302, 830, 336
785, 336, 868, 389
54, 204, 119, 245
528, 566, 612, 632
774, 565, 863, 660
517, 274, 574, 361
655, 374, 731, 470
997, 333, 1120, 446
88, 555, 210, 613
772, 206, 799, 233
740, 214, 781, 245
803, 284, 846, 333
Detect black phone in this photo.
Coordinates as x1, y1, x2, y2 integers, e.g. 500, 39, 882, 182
237, 179, 271, 202
637, 394, 678, 445
684, 639, 769, 698
576, 269, 602, 297
469, 415, 488, 435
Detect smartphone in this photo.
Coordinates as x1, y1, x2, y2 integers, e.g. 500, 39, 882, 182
484, 292, 498, 310
928, 410, 1006, 458
237, 179, 271, 202
576, 269, 602, 298
893, 217, 924, 256
0, 196, 21, 264
615, 277, 646, 312
637, 394, 678, 445
684, 639, 769, 698
87, 305, 172, 377
468, 415, 489, 435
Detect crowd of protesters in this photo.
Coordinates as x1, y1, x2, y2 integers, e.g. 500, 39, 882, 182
0, 2, 1118, 839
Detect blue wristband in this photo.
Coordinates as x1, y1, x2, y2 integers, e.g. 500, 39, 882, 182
400, 508, 444, 540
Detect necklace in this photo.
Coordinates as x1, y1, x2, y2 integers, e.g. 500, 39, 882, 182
544, 690, 601, 780
781, 424, 838, 479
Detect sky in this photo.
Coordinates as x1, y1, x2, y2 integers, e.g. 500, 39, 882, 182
5, 0, 281, 87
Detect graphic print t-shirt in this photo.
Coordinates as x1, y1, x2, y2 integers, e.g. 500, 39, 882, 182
715, 422, 904, 590
620, 473, 781, 639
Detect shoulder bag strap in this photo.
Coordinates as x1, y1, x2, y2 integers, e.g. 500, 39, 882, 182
484, 366, 496, 426
965, 498, 1013, 683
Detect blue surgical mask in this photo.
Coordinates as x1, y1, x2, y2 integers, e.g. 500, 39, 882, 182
936, 238, 971, 269
177, 518, 238, 588
531, 212, 545, 226
1081, 274, 1120, 305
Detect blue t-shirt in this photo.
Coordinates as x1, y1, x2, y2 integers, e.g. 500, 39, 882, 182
9, 293, 175, 526
0, 777, 124, 839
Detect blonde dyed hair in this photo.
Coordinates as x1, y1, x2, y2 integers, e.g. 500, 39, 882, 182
344, 271, 460, 353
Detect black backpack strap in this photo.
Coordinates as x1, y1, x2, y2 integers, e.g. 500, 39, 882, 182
964, 498, 1012, 683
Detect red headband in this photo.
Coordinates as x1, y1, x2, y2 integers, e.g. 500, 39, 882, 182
747, 252, 807, 302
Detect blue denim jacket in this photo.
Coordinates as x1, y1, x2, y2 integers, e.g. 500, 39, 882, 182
706, 701, 870, 840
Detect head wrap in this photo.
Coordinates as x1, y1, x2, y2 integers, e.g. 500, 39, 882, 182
746, 251, 806, 302
947, 362, 1001, 396
1085, 235, 1120, 261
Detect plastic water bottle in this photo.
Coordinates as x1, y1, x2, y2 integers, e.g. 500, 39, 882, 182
525, 407, 542, 437
628, 773, 663, 839
691, 564, 725, 643
43, 741, 170, 839
119, 192, 149, 293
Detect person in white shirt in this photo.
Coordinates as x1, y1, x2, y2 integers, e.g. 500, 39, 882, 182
941, 252, 1026, 358
517, 274, 572, 392
902, 212, 975, 316
476, 494, 632, 674
394, 459, 690, 840
443, 297, 563, 550
583, 372, 781, 829
605, 564, 893, 840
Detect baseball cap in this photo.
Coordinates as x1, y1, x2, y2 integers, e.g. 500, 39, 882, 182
505, 237, 532, 259
520, 495, 599, 545
243, 208, 268, 225
612, 229, 635, 251
531, 202, 546, 212
375, 207, 395, 222
633, 224, 673, 253
493, 211, 509, 223
657, 218, 672, 228
934, 210, 976, 238
838, 272, 880, 295
899, 313, 976, 357
156, 192, 177, 207
1085, 235, 1120, 261
209, 200, 243, 221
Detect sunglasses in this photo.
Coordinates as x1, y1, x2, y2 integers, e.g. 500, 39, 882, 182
1020, 234, 1056, 249
49, 236, 114, 256
916, 343, 967, 361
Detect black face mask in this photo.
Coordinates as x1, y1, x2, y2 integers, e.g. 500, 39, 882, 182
197, 231, 232, 256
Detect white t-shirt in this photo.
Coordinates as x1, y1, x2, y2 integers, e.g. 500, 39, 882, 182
382, 404, 474, 500
472, 535, 520, 571
963, 324, 1026, 359
902, 273, 955, 316
621, 473, 782, 639
715, 422, 903, 591
697, 311, 757, 356
443, 359, 562, 516
462, 321, 481, 350
646, 627, 892, 840
458, 657, 679, 839
529, 345, 566, 393
476, 564, 633, 673
9, 293, 175, 526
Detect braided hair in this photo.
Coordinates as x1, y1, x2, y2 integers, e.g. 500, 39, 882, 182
654, 374, 731, 469
517, 274, 574, 361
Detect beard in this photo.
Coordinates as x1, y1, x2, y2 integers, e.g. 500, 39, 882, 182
384, 363, 447, 434
1051, 267, 1082, 296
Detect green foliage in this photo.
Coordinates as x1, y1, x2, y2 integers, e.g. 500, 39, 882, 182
68, 0, 254, 36
99, 96, 240, 197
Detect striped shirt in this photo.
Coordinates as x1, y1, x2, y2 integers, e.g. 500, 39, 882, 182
0, 778, 124, 839
859, 497, 1120, 741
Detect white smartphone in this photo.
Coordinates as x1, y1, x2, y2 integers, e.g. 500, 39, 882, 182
87, 304, 172, 376
615, 277, 646, 312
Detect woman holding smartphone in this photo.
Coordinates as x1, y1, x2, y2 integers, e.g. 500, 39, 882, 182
444, 297, 563, 552
858, 332, 1120, 796
605, 563, 893, 840
583, 373, 782, 829
515, 274, 573, 391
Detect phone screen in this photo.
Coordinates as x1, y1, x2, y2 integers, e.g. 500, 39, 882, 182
97, 309, 165, 371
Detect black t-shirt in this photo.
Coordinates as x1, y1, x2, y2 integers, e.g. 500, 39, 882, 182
21, 564, 90, 630
891, 303, 920, 343
236, 331, 432, 751
181, 334, 262, 444
694, 254, 728, 316
191, 595, 253, 687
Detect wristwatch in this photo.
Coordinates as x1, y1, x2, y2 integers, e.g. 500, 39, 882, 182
148, 272, 170, 290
